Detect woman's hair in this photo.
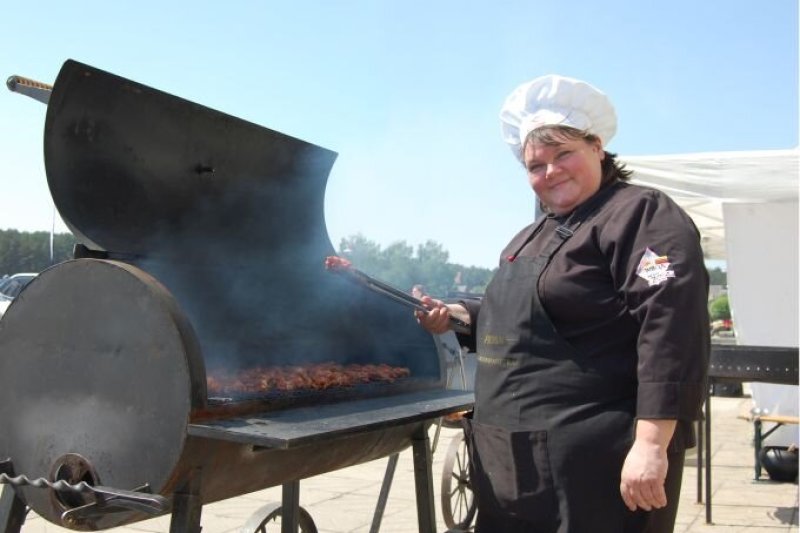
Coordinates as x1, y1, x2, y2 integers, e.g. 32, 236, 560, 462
521, 125, 632, 184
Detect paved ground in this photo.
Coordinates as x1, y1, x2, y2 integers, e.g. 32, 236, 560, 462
13, 396, 799, 532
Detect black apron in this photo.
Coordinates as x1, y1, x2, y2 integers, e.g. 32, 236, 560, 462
465, 186, 641, 532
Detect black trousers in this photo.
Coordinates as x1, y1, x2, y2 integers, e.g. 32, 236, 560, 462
474, 450, 686, 533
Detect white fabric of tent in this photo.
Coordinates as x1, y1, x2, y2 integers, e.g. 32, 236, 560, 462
622, 148, 799, 445
622, 148, 799, 260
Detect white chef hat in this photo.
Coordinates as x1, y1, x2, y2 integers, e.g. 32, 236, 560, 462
499, 74, 617, 162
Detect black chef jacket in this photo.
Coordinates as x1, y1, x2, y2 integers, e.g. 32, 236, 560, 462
461, 180, 710, 451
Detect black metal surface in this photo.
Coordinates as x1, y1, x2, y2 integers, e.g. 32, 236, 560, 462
188, 390, 474, 449
707, 344, 799, 384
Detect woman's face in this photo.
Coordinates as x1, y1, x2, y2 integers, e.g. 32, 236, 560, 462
522, 136, 605, 216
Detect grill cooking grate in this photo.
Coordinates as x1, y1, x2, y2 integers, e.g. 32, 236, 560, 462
207, 376, 431, 404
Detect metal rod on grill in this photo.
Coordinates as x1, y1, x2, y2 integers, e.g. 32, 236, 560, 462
0, 473, 168, 515
324, 256, 471, 335
6, 75, 53, 104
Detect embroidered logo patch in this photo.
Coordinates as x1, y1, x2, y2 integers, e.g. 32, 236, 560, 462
636, 248, 676, 286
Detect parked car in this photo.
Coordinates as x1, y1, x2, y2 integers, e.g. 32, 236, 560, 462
0, 273, 38, 318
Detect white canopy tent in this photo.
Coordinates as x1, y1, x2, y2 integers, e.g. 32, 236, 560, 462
623, 148, 799, 445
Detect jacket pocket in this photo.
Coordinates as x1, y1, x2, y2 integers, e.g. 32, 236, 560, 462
464, 418, 557, 523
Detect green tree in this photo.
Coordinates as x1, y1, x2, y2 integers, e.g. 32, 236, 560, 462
707, 267, 727, 286
339, 234, 383, 274
415, 240, 454, 296
381, 241, 416, 292
0, 230, 76, 275
709, 294, 731, 321
336, 234, 494, 298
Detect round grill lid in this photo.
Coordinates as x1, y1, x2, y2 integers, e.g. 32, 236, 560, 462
0, 259, 204, 523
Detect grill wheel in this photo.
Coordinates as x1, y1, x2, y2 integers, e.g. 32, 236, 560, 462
240, 502, 318, 533
440, 432, 477, 531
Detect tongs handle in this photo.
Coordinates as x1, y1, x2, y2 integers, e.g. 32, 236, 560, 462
325, 257, 471, 335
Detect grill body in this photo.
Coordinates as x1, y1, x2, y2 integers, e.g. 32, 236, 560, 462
0, 60, 472, 531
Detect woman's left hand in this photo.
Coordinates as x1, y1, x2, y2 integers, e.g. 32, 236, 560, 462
619, 418, 676, 512
619, 439, 669, 511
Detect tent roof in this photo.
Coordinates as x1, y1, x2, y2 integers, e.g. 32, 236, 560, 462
621, 148, 799, 260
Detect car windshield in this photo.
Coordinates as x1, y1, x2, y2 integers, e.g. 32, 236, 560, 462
0, 275, 36, 298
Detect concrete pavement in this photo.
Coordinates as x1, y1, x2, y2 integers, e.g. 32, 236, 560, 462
14, 396, 799, 532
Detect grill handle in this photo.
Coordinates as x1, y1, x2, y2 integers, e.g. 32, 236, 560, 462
0, 473, 168, 515
6, 75, 52, 104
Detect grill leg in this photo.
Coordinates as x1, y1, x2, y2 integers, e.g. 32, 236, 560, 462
0, 461, 25, 533
0, 484, 25, 533
696, 418, 703, 504
369, 453, 399, 533
754, 418, 763, 479
704, 394, 712, 524
170, 469, 203, 533
281, 481, 300, 533
411, 423, 436, 533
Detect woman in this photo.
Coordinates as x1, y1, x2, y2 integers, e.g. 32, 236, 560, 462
417, 75, 709, 532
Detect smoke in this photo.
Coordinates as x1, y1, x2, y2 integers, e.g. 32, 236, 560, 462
45, 60, 443, 390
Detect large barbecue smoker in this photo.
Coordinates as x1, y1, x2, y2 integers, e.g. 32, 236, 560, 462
0, 60, 473, 533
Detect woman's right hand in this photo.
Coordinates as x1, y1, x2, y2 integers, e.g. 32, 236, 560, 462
415, 296, 459, 334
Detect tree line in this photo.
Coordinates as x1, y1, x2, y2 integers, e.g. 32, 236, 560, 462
0, 229, 76, 275
337, 234, 494, 298
0, 229, 497, 298
0, 229, 727, 301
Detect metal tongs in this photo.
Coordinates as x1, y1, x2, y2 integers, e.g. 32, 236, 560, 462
324, 256, 471, 334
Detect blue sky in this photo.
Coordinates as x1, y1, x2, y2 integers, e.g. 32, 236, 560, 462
1, 1, 797, 268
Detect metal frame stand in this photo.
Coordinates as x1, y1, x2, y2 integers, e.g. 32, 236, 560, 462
367, 423, 438, 533
704, 393, 712, 524
0, 461, 25, 533
0, 484, 25, 533
369, 454, 399, 533
695, 418, 703, 505
412, 424, 437, 533
281, 481, 301, 533
169, 469, 203, 533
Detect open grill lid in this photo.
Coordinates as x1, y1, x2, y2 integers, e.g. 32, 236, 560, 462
45, 59, 338, 259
